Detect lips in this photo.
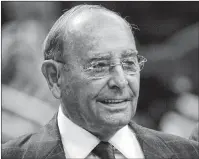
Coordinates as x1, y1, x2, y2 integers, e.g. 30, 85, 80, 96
97, 98, 131, 104
96, 98, 131, 111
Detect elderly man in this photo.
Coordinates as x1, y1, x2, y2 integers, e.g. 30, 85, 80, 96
2, 5, 199, 159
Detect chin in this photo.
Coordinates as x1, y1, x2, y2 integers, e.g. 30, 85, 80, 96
101, 112, 133, 128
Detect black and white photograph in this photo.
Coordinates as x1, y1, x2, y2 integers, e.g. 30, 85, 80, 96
1, 1, 199, 159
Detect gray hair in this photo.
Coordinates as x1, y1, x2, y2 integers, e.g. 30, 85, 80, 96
43, 4, 138, 62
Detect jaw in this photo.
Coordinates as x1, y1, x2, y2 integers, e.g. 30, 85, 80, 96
85, 100, 135, 140
89, 113, 132, 141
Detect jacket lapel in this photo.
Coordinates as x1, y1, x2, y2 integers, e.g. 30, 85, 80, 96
23, 113, 66, 159
129, 121, 174, 159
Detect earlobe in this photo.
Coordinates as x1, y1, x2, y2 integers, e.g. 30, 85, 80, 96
51, 83, 61, 99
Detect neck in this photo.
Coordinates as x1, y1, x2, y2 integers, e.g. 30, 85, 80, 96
90, 126, 123, 141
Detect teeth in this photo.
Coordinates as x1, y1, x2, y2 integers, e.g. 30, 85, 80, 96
102, 99, 126, 104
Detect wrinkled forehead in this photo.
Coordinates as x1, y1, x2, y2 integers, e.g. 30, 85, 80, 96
63, 9, 136, 63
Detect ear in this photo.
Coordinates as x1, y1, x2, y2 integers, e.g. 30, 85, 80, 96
41, 60, 62, 99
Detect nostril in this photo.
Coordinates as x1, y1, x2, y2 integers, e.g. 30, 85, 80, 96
110, 85, 120, 91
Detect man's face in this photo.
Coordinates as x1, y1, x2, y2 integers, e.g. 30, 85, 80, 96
60, 11, 140, 135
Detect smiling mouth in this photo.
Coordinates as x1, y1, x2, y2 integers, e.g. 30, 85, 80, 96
97, 99, 131, 105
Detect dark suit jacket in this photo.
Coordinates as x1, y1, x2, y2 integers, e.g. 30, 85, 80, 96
2, 114, 199, 159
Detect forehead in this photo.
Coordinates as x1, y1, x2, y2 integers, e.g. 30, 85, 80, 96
64, 9, 137, 62
86, 49, 138, 60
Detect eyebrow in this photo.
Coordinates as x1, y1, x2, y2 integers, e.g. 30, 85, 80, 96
86, 49, 138, 63
87, 53, 111, 63
121, 49, 138, 58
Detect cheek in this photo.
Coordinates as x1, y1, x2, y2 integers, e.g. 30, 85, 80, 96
78, 79, 108, 116
78, 79, 106, 106
60, 71, 82, 104
61, 74, 99, 105
127, 74, 140, 97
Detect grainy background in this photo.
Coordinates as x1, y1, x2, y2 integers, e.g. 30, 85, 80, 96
2, 1, 198, 143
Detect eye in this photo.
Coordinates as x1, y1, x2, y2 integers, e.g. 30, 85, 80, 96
122, 58, 138, 72
122, 58, 137, 66
84, 61, 109, 72
93, 61, 108, 68
123, 60, 136, 65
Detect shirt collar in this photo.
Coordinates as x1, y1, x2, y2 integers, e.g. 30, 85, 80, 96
58, 106, 144, 158
57, 106, 100, 158
109, 123, 144, 158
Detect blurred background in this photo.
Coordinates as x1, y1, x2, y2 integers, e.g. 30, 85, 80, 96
1, 1, 198, 143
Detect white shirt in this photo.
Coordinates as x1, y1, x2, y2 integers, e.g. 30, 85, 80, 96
57, 107, 144, 159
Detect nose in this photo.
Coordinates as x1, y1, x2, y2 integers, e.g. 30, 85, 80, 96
108, 65, 128, 90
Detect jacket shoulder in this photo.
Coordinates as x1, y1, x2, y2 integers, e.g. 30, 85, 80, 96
138, 124, 199, 158
2, 114, 61, 159
2, 133, 36, 159
146, 126, 198, 145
